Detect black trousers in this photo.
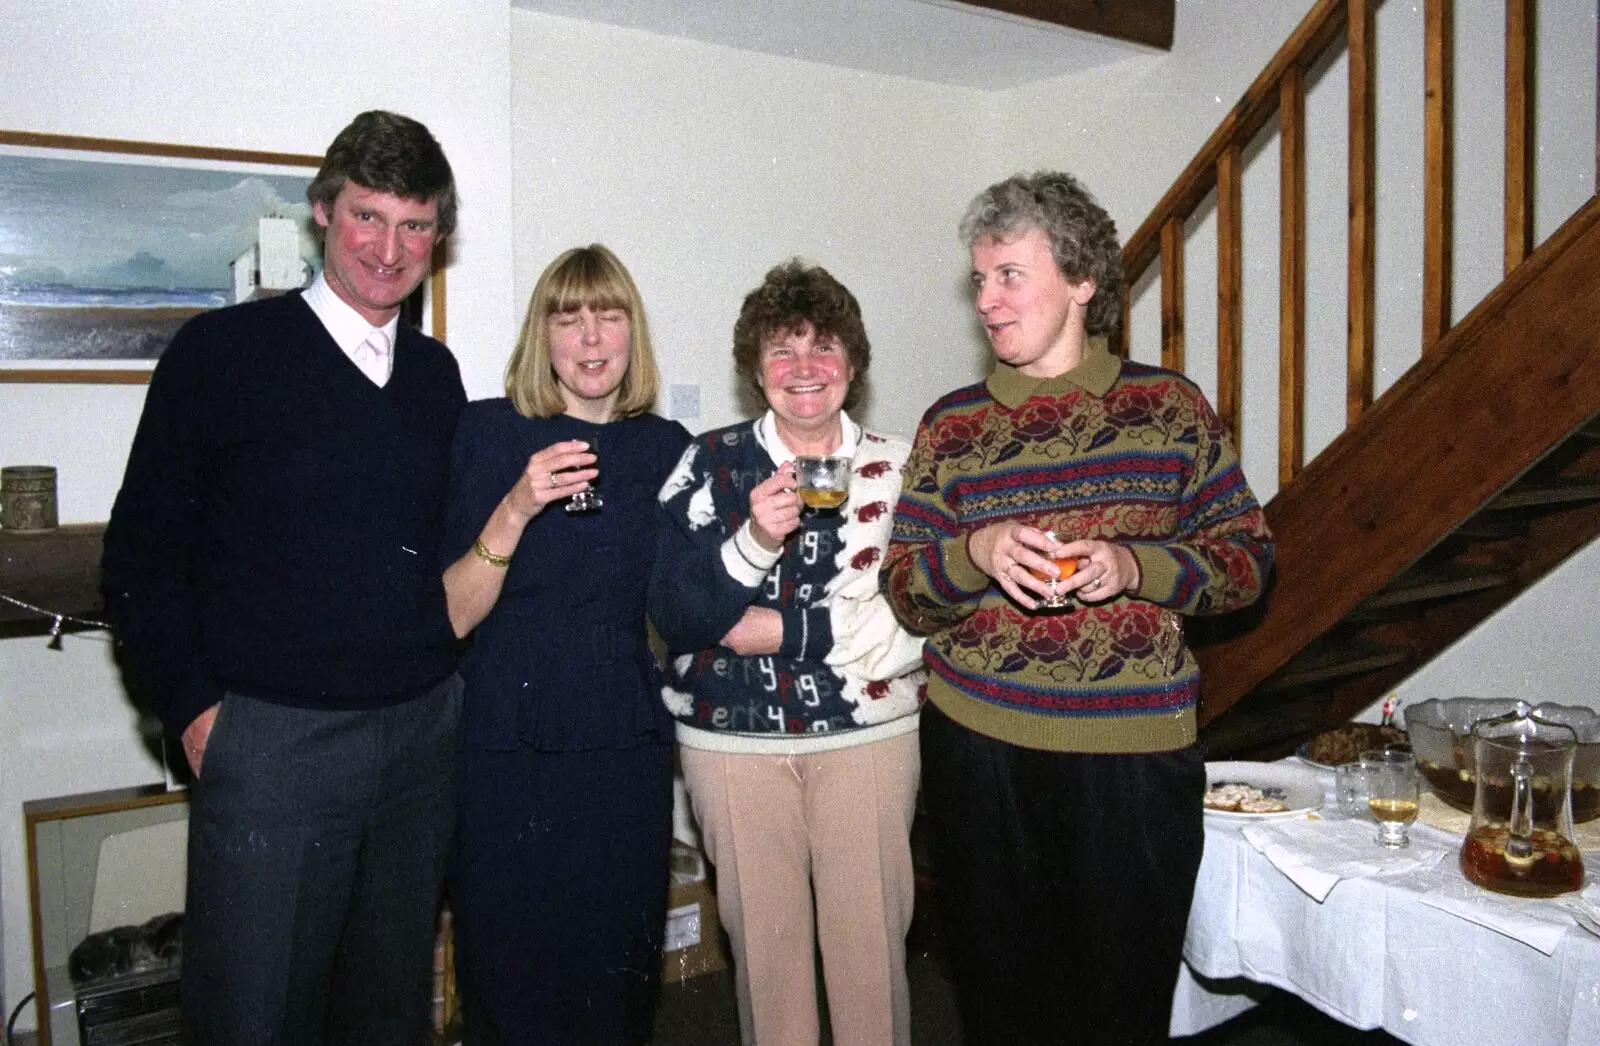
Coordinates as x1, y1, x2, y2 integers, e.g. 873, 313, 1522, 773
181, 675, 462, 1046
453, 741, 675, 1046
919, 702, 1206, 1046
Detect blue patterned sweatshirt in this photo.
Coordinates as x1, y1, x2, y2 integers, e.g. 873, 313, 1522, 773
648, 413, 924, 755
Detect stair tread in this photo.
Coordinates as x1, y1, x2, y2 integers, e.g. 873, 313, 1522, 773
1261, 635, 1412, 693
1449, 514, 1529, 541
1487, 476, 1600, 511
1357, 563, 1515, 610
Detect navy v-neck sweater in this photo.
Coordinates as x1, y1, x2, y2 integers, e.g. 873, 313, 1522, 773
103, 292, 467, 738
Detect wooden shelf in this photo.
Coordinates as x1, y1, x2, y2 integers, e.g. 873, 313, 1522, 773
0, 523, 106, 634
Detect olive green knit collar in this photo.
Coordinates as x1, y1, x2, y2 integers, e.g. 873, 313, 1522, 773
985, 335, 1121, 409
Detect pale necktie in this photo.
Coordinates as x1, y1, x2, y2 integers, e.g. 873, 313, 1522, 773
353, 328, 391, 386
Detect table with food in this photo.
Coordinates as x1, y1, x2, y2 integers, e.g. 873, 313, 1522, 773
1171, 701, 1600, 1045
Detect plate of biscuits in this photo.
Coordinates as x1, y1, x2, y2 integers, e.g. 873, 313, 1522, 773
1204, 761, 1324, 821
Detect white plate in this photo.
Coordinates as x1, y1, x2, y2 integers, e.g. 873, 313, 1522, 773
1204, 761, 1325, 821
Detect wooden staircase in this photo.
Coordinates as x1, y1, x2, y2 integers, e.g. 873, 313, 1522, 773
1114, 0, 1600, 757
1198, 407, 1600, 760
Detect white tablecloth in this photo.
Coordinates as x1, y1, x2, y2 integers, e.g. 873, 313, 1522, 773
1172, 767, 1600, 1045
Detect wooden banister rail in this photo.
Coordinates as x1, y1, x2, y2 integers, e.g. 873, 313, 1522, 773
1505, 0, 1534, 273
1346, 0, 1375, 424
1118, 0, 1600, 725
1216, 143, 1243, 440
1160, 217, 1184, 371
1278, 67, 1307, 487
1423, 0, 1454, 352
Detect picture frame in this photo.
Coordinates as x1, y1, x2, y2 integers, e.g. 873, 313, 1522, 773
0, 130, 447, 384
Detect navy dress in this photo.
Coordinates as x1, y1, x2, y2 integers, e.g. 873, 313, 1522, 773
442, 400, 692, 1045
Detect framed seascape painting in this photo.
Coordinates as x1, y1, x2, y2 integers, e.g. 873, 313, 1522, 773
0, 130, 445, 384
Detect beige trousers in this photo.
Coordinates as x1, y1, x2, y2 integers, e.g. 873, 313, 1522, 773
680, 731, 920, 1046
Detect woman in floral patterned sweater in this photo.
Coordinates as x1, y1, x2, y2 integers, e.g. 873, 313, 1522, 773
882, 172, 1273, 1045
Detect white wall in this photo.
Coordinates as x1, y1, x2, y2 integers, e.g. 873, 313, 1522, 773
0, 0, 516, 1026
509, 12, 993, 441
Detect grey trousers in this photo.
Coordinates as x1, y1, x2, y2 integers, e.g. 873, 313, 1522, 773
180, 674, 462, 1046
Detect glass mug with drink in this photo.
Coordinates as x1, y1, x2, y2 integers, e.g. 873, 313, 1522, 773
1363, 748, 1420, 848
1029, 531, 1079, 609
794, 456, 849, 512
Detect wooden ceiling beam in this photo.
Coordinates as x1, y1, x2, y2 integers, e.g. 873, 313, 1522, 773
951, 0, 1174, 50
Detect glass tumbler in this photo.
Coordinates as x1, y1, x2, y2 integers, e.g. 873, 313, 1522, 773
1364, 749, 1421, 848
1335, 762, 1370, 819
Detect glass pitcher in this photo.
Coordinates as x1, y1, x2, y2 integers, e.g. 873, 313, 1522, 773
1459, 703, 1586, 897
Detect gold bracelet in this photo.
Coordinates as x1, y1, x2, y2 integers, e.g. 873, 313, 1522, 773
471, 537, 513, 568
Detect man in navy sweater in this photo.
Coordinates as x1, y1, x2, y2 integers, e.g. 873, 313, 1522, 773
103, 110, 467, 1045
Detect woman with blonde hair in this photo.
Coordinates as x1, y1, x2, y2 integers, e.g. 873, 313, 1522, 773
442, 244, 691, 1043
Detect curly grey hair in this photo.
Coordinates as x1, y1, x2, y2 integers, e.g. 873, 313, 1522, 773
959, 172, 1123, 337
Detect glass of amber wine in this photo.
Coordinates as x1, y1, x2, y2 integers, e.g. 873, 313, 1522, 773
1365, 749, 1421, 848
1030, 531, 1079, 609
566, 435, 602, 514
794, 456, 849, 512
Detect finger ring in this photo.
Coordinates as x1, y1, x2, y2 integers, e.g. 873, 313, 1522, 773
549, 472, 558, 489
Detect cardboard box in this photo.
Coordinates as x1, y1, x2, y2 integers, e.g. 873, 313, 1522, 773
661, 842, 728, 984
